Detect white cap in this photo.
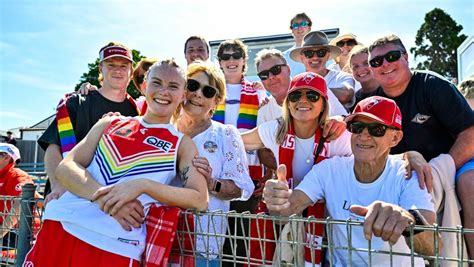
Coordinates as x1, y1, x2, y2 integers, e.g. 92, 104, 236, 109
0, 143, 21, 161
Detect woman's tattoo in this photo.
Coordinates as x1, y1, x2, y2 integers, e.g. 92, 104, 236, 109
179, 166, 190, 186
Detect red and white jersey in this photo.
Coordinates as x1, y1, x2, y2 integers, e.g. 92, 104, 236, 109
43, 117, 183, 260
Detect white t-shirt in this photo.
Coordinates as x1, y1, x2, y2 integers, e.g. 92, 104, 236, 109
283, 46, 306, 77
193, 121, 254, 258
296, 155, 434, 266
257, 96, 282, 125
257, 119, 352, 186
325, 69, 356, 109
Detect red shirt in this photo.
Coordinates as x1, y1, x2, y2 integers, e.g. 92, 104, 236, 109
0, 163, 33, 224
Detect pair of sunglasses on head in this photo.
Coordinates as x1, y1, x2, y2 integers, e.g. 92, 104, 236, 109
186, 79, 218, 98
347, 121, 397, 137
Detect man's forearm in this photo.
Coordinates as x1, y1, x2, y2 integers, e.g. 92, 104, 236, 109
44, 144, 65, 191
449, 125, 474, 169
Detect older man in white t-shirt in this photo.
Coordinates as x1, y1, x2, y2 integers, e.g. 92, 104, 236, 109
263, 96, 439, 266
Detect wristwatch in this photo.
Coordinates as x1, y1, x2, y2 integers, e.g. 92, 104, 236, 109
402, 209, 427, 237
211, 180, 222, 194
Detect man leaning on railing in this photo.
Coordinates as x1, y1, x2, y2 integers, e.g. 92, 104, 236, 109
263, 96, 442, 266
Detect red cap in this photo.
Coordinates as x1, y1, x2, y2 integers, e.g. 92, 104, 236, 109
345, 96, 402, 130
99, 46, 133, 63
288, 72, 328, 100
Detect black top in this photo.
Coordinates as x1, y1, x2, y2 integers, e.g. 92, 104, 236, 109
38, 90, 139, 151
351, 88, 380, 112
376, 70, 474, 161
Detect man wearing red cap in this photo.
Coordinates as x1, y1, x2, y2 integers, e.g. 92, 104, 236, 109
0, 143, 37, 248
369, 34, 474, 259
263, 96, 437, 266
38, 42, 140, 206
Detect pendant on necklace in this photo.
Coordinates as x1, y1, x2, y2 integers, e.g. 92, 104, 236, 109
306, 158, 311, 164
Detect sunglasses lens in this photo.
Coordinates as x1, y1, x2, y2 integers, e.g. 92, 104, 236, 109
346, 39, 357, 46
288, 91, 302, 102
220, 54, 230, 60
368, 125, 387, 137
386, 51, 402, 63
232, 52, 243, 60
347, 122, 364, 134
316, 49, 328, 57
302, 50, 315, 58
269, 65, 283, 76
187, 79, 200, 91
258, 70, 270, 81
202, 86, 217, 98
305, 91, 320, 102
369, 56, 384, 68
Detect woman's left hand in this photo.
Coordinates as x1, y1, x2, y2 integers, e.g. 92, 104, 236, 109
91, 179, 146, 215
323, 117, 346, 140
403, 151, 433, 193
193, 156, 213, 190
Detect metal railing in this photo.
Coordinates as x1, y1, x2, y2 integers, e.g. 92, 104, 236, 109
1, 186, 473, 266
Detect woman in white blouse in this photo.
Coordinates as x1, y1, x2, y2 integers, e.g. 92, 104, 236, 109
175, 61, 254, 266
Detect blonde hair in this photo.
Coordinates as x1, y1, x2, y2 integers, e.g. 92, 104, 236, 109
186, 60, 226, 105
275, 97, 329, 144
146, 59, 187, 124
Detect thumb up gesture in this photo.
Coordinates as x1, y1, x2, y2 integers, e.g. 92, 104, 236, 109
263, 164, 292, 214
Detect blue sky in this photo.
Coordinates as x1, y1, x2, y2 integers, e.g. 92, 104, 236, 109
0, 0, 472, 130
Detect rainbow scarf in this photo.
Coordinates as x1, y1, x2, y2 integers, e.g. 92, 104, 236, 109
212, 78, 259, 130
56, 92, 141, 157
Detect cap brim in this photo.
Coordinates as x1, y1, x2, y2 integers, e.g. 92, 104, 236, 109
287, 85, 328, 100
289, 45, 341, 63
101, 55, 134, 63
344, 112, 389, 126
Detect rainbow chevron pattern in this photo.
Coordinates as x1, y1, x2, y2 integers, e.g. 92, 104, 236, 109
93, 119, 179, 186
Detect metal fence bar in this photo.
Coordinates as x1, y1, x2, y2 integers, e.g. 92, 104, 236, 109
1, 199, 474, 266
15, 184, 35, 267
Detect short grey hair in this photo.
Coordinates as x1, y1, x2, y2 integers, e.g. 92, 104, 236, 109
255, 48, 287, 70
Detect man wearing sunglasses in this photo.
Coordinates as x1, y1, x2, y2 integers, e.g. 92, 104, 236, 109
282, 13, 312, 77
369, 34, 474, 260
290, 31, 355, 111
255, 48, 348, 123
264, 96, 438, 266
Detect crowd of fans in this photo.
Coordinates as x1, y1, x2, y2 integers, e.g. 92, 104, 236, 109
1, 11, 473, 266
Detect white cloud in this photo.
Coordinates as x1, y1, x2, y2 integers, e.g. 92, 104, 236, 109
4, 72, 73, 93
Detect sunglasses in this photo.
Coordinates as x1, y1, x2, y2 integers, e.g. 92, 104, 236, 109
287, 90, 321, 103
336, 39, 357, 47
187, 79, 219, 99
257, 64, 286, 81
369, 50, 405, 68
219, 51, 243, 61
291, 21, 309, 30
347, 121, 396, 137
302, 49, 328, 59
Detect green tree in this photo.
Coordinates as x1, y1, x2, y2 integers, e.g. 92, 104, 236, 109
410, 8, 467, 79
74, 49, 145, 99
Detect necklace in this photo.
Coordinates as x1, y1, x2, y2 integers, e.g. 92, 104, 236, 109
295, 136, 314, 164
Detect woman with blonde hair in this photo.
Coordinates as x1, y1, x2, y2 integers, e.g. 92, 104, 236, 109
176, 61, 254, 266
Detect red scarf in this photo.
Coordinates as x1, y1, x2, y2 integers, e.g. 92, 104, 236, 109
142, 205, 194, 267
249, 121, 327, 265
